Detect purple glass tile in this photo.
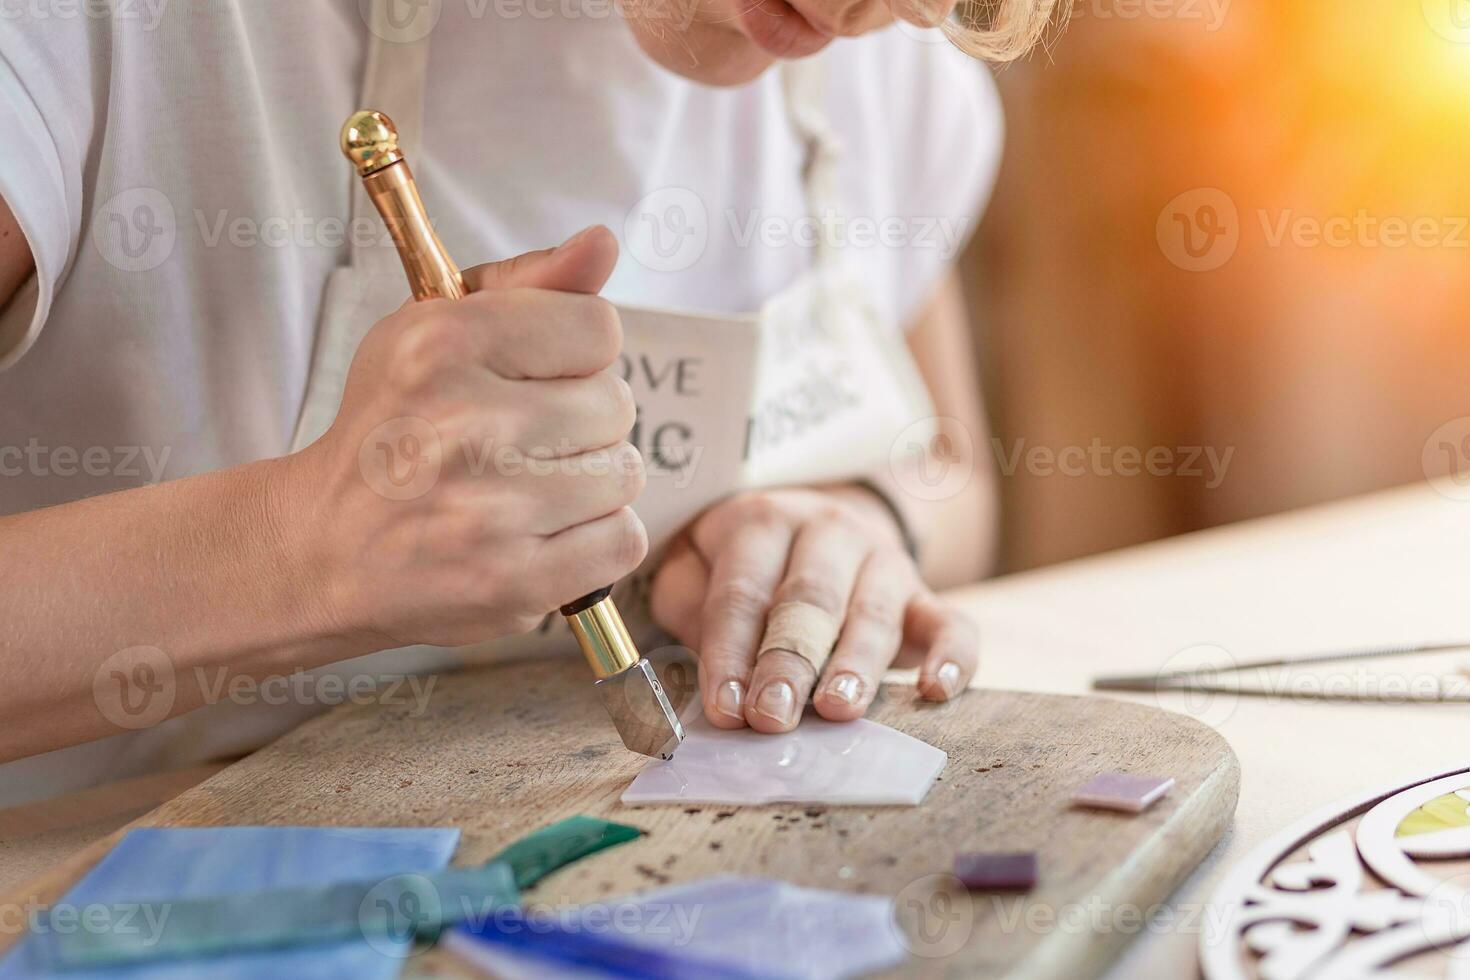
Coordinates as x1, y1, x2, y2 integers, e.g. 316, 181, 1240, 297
1071, 772, 1176, 813
448, 876, 909, 979
953, 852, 1039, 891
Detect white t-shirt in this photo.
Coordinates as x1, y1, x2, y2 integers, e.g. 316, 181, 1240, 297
0, 1, 1001, 804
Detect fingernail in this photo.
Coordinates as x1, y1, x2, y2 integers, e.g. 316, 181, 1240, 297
557, 226, 595, 252
937, 661, 962, 696
753, 681, 797, 726
715, 680, 744, 721
827, 672, 864, 706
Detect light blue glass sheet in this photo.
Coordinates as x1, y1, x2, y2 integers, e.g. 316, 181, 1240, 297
0, 825, 460, 980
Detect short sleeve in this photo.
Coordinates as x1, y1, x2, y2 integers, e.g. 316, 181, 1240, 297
0, 15, 97, 369
822, 28, 1004, 332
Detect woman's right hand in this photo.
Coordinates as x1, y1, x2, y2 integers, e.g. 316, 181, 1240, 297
288, 225, 648, 650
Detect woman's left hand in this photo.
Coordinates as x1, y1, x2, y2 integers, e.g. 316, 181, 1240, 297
649, 487, 978, 732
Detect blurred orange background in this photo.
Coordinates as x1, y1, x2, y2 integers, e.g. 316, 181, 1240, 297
963, 0, 1470, 571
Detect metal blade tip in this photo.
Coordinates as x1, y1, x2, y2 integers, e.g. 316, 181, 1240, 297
594, 659, 685, 760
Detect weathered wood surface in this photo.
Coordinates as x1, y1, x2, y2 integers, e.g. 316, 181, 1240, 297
0, 657, 1238, 978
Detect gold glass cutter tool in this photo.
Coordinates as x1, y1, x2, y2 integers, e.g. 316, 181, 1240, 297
340, 109, 684, 759
1093, 641, 1470, 704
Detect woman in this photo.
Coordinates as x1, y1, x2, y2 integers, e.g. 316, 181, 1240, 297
0, 0, 1056, 804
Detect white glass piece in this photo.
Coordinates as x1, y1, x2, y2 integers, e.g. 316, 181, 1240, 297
620, 711, 946, 806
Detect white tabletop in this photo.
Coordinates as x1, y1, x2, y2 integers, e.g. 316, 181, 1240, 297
941, 482, 1470, 977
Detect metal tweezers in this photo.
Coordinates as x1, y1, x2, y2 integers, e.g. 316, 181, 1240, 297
1092, 641, 1470, 704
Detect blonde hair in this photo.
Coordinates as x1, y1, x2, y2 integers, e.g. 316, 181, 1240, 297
943, 0, 1067, 62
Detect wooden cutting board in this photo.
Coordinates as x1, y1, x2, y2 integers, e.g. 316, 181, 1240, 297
0, 657, 1238, 978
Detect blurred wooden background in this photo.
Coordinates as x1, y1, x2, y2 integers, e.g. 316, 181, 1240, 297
963, 0, 1470, 572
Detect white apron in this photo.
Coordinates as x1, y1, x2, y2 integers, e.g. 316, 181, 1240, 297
290, 2, 937, 679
